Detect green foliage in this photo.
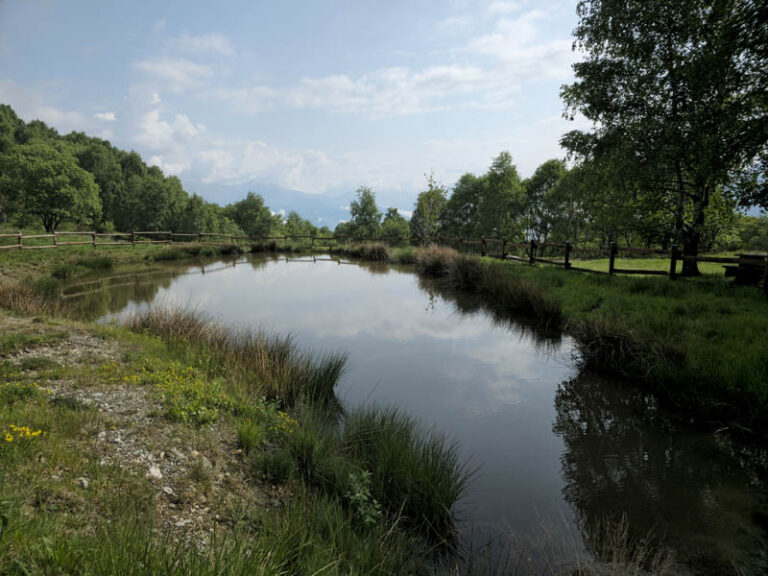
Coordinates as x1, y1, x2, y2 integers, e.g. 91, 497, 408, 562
477, 152, 524, 239
342, 406, 470, 545
140, 362, 234, 426
380, 207, 410, 239
251, 449, 296, 484
224, 192, 274, 237
344, 470, 382, 528
0, 140, 101, 232
561, 0, 768, 270
349, 186, 381, 239
410, 173, 447, 239
442, 173, 484, 238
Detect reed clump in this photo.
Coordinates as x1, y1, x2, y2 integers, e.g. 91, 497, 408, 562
0, 281, 59, 315
415, 244, 458, 277
341, 405, 471, 547
127, 307, 346, 408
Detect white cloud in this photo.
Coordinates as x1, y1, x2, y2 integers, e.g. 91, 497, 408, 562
171, 33, 236, 57
209, 8, 572, 119
133, 57, 213, 92
0, 79, 92, 133
93, 111, 116, 122
135, 109, 206, 151
397, 209, 413, 219
154, 19, 167, 33
150, 92, 162, 105
486, 1, 525, 15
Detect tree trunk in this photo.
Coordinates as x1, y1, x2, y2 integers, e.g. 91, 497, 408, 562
681, 194, 707, 276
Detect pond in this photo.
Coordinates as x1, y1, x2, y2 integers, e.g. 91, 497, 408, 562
66, 254, 768, 574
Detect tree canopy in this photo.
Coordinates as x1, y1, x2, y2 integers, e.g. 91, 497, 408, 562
561, 0, 768, 274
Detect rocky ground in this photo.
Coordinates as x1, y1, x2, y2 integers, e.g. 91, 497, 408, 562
1, 312, 286, 548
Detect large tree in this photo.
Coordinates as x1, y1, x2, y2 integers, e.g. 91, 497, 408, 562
0, 140, 101, 232
524, 159, 567, 243
561, 0, 768, 275
442, 173, 485, 239
476, 152, 525, 239
225, 192, 274, 237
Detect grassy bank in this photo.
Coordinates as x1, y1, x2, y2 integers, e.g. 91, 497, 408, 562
0, 243, 244, 282
399, 245, 768, 436
0, 305, 471, 574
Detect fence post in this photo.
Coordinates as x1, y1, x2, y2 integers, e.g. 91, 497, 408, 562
17, 230, 22, 250
669, 245, 679, 280
609, 242, 617, 274
169, 230, 173, 244
91, 231, 96, 248
481, 237, 486, 257
131, 230, 136, 247
53, 233, 57, 248
763, 255, 768, 297
529, 240, 536, 265
501, 238, 507, 260
564, 242, 571, 269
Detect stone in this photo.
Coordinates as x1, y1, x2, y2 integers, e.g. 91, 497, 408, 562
171, 448, 187, 461
162, 486, 175, 496
77, 477, 90, 489
147, 465, 163, 480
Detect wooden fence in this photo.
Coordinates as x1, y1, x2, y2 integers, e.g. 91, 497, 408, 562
1, 229, 766, 293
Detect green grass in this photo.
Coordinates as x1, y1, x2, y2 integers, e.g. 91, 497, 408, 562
0, 309, 467, 574
572, 256, 729, 276
483, 258, 768, 434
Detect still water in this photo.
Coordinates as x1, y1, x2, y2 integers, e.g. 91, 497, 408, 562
67, 255, 768, 574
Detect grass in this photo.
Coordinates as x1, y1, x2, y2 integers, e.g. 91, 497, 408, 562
0, 307, 469, 574
480, 258, 768, 434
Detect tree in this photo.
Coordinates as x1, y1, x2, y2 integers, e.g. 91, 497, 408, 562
476, 152, 525, 238
442, 173, 485, 238
225, 192, 274, 237
349, 186, 381, 239
380, 207, 410, 240
0, 140, 101, 232
561, 0, 768, 274
410, 173, 447, 239
525, 159, 567, 242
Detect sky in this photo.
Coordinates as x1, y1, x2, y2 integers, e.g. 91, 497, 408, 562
0, 0, 585, 212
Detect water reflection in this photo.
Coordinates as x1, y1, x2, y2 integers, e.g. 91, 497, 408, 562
63, 254, 768, 574
554, 373, 768, 575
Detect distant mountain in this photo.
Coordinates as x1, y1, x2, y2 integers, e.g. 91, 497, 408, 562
183, 180, 355, 227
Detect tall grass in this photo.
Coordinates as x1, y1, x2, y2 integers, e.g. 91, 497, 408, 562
341, 406, 472, 547
415, 244, 457, 277
127, 307, 346, 408
0, 281, 59, 315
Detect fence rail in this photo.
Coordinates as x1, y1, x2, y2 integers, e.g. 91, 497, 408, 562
1, 229, 766, 293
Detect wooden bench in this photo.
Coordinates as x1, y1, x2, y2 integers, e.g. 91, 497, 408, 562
733, 254, 768, 287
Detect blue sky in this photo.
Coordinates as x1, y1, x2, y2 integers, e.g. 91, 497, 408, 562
0, 0, 583, 212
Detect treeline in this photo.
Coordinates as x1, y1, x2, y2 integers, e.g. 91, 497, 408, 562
0, 104, 329, 239
335, 152, 768, 253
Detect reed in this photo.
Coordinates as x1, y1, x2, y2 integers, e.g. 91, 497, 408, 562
341, 405, 472, 547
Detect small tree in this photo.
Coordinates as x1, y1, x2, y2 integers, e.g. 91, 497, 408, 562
380, 207, 410, 240
349, 186, 381, 239
410, 173, 447, 239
